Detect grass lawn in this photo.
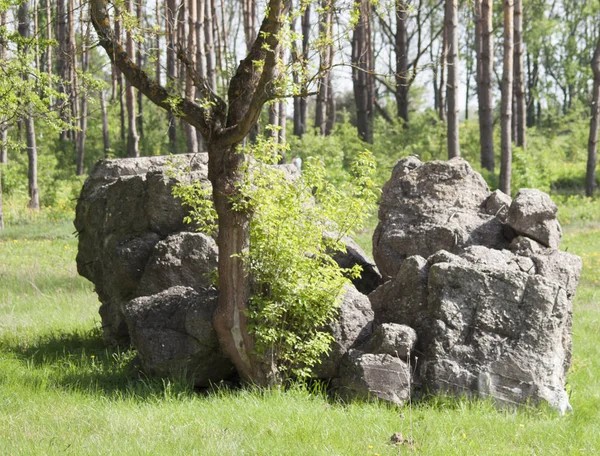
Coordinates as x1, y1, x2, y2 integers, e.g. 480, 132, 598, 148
1, 210, 599, 455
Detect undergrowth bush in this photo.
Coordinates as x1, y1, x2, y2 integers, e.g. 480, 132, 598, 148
173, 137, 378, 380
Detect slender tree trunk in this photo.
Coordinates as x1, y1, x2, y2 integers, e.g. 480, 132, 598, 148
204, 0, 217, 90
18, 1, 40, 209
396, 0, 409, 124
185, 0, 199, 154
315, 0, 334, 135
0, 11, 7, 165
526, 52, 538, 128
293, 6, 310, 137
513, 0, 526, 149
56, 0, 70, 140
76, 27, 90, 176
68, 0, 77, 142
586, 36, 600, 197
166, 0, 178, 153
352, 0, 375, 143
156, 1, 162, 85
499, 0, 514, 196
279, 100, 287, 146
100, 90, 111, 158
45, 0, 52, 76
114, 8, 126, 142
445, 0, 459, 158
325, 82, 336, 135
125, 0, 139, 157
136, 0, 145, 140
438, 20, 447, 122
477, 0, 494, 171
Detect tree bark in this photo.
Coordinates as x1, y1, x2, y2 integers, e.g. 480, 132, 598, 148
513, 0, 526, 150
352, 0, 375, 143
396, 0, 409, 124
445, 0, 459, 158
586, 36, 600, 197
185, 0, 199, 154
315, 0, 334, 135
476, 0, 494, 172
91, 0, 290, 384
136, 0, 145, 140
438, 19, 447, 122
18, 1, 40, 210
499, 0, 514, 196
100, 90, 111, 158
166, 0, 178, 153
76, 26, 90, 176
125, 0, 139, 157
292, 6, 310, 137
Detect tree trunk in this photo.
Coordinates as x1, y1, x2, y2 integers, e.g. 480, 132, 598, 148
352, 0, 374, 143
499, 0, 514, 196
586, 36, 600, 197
166, 0, 178, 153
438, 20, 447, 122
76, 31, 90, 176
136, 0, 145, 140
315, 0, 334, 135
293, 6, 310, 137
445, 0, 459, 159
513, 0, 526, 150
279, 99, 287, 146
100, 90, 111, 158
477, 0, 494, 172
45, 0, 52, 76
56, 0, 70, 140
396, 0, 409, 124
204, 0, 217, 90
185, 0, 199, 154
18, 1, 40, 210
0, 10, 7, 165
115, 8, 126, 142
526, 52, 538, 128
125, 0, 139, 157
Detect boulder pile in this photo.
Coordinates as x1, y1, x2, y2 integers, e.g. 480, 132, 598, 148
75, 155, 581, 412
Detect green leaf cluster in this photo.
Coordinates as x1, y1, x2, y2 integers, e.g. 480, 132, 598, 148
236, 138, 378, 380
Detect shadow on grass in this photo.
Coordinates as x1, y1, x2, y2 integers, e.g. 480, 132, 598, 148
2, 326, 197, 401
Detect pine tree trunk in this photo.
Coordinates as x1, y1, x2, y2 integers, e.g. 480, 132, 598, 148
18, 1, 40, 209
279, 100, 287, 146
45, 0, 52, 76
0, 10, 7, 165
100, 90, 111, 158
445, 0, 460, 158
586, 36, 600, 197
477, 0, 494, 172
292, 6, 310, 137
204, 0, 217, 90
56, 0, 70, 140
499, 0, 514, 196
438, 20, 447, 122
315, 0, 334, 135
136, 0, 145, 140
396, 0, 409, 124
514, 0, 526, 150
125, 0, 139, 157
352, 0, 374, 143
166, 0, 178, 153
76, 27, 89, 176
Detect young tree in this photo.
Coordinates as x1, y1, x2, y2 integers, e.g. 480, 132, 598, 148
445, 0, 459, 158
499, 0, 514, 196
587, 35, 600, 197
91, 0, 295, 384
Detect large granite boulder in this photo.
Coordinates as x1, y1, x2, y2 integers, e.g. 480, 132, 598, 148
75, 154, 209, 346
370, 245, 581, 413
123, 286, 235, 386
372, 157, 510, 280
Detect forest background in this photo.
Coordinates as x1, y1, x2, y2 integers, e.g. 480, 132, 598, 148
1, 0, 600, 453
